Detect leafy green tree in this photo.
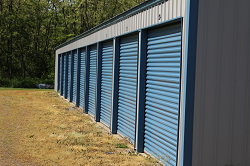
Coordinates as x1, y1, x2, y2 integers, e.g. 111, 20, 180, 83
0, 0, 144, 82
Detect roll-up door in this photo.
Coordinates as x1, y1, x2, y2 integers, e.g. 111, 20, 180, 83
79, 48, 86, 109
63, 54, 66, 97
67, 52, 71, 99
100, 41, 113, 127
72, 50, 77, 103
58, 55, 61, 91
88, 45, 97, 116
60, 54, 64, 96
117, 34, 138, 143
144, 24, 182, 166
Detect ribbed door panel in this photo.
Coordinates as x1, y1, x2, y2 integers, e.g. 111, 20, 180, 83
67, 52, 71, 99
60, 55, 64, 94
117, 35, 138, 143
63, 54, 66, 97
88, 45, 97, 116
100, 41, 113, 127
144, 24, 182, 166
79, 48, 86, 109
72, 51, 77, 103
58, 55, 61, 90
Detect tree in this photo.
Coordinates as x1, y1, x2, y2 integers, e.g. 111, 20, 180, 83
0, 0, 144, 80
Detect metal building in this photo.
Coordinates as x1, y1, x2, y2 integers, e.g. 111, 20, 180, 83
54, 0, 250, 165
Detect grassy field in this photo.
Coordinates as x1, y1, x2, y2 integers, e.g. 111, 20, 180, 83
0, 88, 159, 166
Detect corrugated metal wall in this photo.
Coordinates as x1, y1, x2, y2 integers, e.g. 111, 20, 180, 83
55, 0, 186, 55
193, 1, 250, 165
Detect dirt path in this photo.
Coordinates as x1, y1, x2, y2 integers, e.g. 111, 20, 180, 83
0, 89, 158, 166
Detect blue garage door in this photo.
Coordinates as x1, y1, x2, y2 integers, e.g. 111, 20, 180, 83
79, 48, 86, 109
60, 54, 64, 96
144, 24, 182, 166
58, 55, 61, 91
67, 52, 71, 99
117, 34, 138, 143
88, 45, 97, 116
100, 40, 113, 127
63, 54, 66, 97
72, 50, 77, 103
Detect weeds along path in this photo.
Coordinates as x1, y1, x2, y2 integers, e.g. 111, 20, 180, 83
0, 89, 158, 166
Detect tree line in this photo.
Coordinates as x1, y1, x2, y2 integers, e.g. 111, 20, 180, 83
0, 0, 144, 81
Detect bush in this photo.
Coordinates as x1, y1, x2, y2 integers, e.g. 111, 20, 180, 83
42, 79, 54, 85
0, 77, 54, 88
13, 78, 38, 88
0, 78, 12, 87
11, 78, 20, 88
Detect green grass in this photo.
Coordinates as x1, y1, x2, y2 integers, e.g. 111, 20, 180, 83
115, 143, 128, 148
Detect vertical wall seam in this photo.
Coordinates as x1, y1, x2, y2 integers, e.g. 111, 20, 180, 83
135, 29, 147, 152
182, 0, 199, 165
56, 53, 58, 92
167, 0, 170, 21
177, 21, 183, 166
95, 42, 102, 122
176, 0, 178, 17
84, 46, 90, 113
178, 18, 184, 166
135, 31, 141, 150
199, 0, 208, 164
214, 1, 224, 164
230, 0, 239, 161
176, 0, 178, 18
161, 1, 164, 22
178, 0, 186, 165
70, 50, 73, 102
171, 0, 173, 19
245, 2, 250, 164
111, 37, 119, 134
180, 0, 182, 16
